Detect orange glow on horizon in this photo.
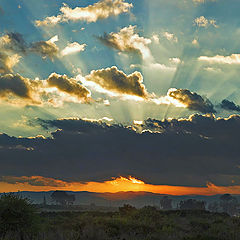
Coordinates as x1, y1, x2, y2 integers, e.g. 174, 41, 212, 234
1, 176, 240, 196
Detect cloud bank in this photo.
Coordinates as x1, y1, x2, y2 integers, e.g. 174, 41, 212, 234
0, 114, 240, 187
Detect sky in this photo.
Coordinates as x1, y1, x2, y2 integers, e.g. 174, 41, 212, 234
1, 0, 240, 195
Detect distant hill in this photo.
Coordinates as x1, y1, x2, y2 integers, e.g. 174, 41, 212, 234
1, 191, 240, 208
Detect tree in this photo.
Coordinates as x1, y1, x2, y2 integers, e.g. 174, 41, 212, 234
178, 199, 206, 210
119, 204, 136, 215
160, 196, 173, 210
0, 194, 39, 240
208, 201, 219, 212
219, 194, 238, 215
51, 191, 76, 206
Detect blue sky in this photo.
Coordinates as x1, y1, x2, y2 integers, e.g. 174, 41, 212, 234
0, 0, 240, 137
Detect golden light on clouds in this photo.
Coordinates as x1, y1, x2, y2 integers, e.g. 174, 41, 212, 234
1, 176, 240, 196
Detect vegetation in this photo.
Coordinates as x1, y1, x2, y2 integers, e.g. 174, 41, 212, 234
0, 194, 39, 240
1, 193, 240, 240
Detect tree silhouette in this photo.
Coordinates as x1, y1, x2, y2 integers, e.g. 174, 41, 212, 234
119, 204, 136, 215
51, 191, 76, 206
0, 194, 39, 240
160, 196, 173, 210
179, 199, 206, 210
208, 201, 219, 212
219, 194, 238, 215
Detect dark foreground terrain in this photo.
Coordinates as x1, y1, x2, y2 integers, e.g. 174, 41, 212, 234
35, 209, 240, 240
1, 194, 240, 240
2, 208, 240, 240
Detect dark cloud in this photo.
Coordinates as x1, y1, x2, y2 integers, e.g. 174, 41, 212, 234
0, 114, 240, 187
4, 32, 27, 53
168, 88, 216, 113
0, 73, 32, 99
0, 73, 92, 105
0, 176, 68, 187
220, 99, 240, 112
85, 66, 148, 98
47, 73, 91, 101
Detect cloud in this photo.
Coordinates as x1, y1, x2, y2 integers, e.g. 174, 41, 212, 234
193, 0, 216, 3
0, 176, 69, 187
0, 32, 27, 73
198, 54, 240, 64
35, 0, 133, 27
61, 42, 86, 56
47, 73, 91, 102
98, 25, 152, 59
165, 88, 216, 113
0, 72, 92, 106
0, 73, 36, 102
84, 66, 148, 98
30, 35, 59, 60
194, 16, 218, 28
220, 99, 240, 112
0, 53, 21, 74
162, 32, 178, 42
1, 114, 240, 187
0, 33, 62, 72
0, 32, 27, 53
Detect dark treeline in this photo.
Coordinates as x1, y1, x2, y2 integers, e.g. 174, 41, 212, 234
1, 193, 240, 240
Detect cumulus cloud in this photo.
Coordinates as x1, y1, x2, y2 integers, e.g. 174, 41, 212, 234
30, 35, 59, 60
47, 73, 91, 102
159, 88, 216, 113
0, 33, 63, 71
0, 32, 27, 73
198, 54, 240, 64
98, 25, 152, 59
0, 32, 27, 53
35, 0, 133, 27
0, 53, 21, 74
194, 16, 218, 28
84, 66, 148, 98
220, 99, 240, 112
0, 73, 92, 106
61, 42, 86, 56
162, 32, 178, 42
0, 73, 39, 104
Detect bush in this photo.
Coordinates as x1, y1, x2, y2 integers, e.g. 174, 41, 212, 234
0, 193, 39, 239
